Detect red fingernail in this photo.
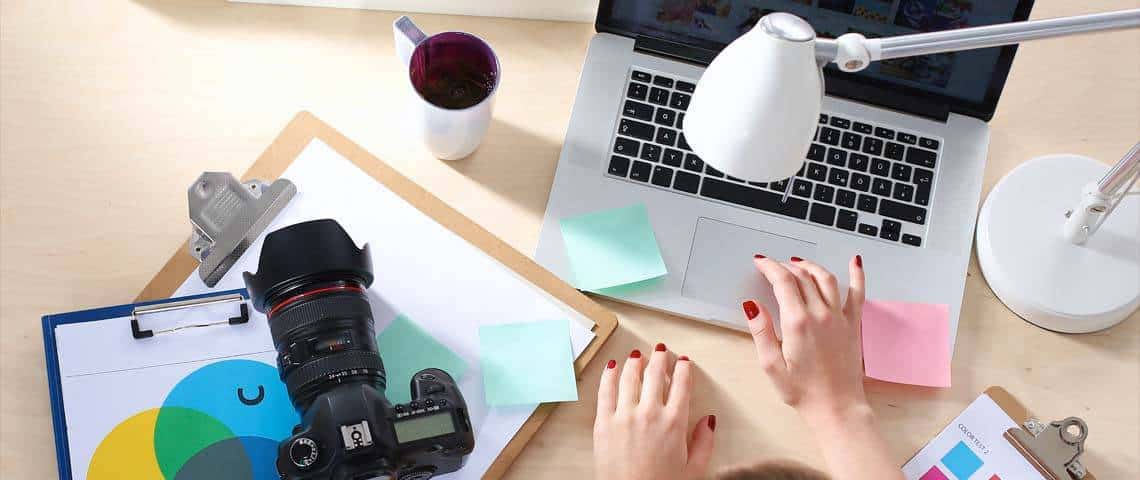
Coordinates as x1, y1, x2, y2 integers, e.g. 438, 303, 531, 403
678, 355, 690, 361
790, 256, 804, 262
606, 359, 616, 369
630, 349, 642, 359
742, 300, 760, 320
754, 254, 766, 259
655, 342, 667, 352
707, 415, 717, 431
855, 254, 863, 268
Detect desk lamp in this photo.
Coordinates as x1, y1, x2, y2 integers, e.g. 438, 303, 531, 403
684, 10, 1140, 333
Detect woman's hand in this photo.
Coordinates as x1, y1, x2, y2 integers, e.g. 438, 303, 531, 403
593, 344, 716, 480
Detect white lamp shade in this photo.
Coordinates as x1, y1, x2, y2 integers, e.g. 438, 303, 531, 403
684, 19, 822, 183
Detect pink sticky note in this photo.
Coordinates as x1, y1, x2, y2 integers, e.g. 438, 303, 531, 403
861, 300, 951, 388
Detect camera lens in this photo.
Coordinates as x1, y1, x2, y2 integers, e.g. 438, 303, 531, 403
243, 219, 385, 410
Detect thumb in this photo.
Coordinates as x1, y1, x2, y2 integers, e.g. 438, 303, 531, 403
685, 415, 717, 478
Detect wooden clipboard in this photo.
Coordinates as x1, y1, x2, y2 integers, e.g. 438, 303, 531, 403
135, 111, 619, 479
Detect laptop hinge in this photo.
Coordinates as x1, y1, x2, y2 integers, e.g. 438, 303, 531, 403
634, 36, 715, 66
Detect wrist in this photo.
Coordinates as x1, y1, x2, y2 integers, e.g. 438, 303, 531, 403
799, 400, 876, 436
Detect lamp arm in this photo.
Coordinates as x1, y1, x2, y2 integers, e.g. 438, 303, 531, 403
816, 9, 1140, 72
1063, 141, 1140, 245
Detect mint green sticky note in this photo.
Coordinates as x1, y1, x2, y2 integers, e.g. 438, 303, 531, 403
377, 314, 468, 404
559, 204, 667, 291
478, 319, 578, 407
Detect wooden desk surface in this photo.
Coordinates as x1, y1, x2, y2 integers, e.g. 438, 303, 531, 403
2, 1, 1136, 477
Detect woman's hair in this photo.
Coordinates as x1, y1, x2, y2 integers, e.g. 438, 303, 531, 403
716, 460, 830, 480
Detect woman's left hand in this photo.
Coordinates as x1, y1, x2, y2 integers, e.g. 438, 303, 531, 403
593, 344, 716, 480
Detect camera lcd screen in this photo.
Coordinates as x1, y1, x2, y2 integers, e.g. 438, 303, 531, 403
394, 412, 457, 443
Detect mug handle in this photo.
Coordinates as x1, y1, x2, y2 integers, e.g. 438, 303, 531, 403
393, 16, 428, 67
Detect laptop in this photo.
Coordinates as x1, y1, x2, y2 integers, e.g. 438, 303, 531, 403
536, 0, 1033, 342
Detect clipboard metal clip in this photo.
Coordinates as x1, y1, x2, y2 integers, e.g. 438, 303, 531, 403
1005, 416, 1088, 480
131, 293, 250, 339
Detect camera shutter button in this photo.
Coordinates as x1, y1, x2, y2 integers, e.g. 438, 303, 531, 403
418, 373, 437, 381
289, 437, 319, 469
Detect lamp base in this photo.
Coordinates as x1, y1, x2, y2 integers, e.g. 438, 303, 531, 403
976, 154, 1139, 333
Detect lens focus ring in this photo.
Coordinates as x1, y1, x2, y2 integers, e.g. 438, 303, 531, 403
269, 293, 373, 347
284, 349, 386, 396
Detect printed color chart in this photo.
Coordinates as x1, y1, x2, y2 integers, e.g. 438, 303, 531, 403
902, 394, 1042, 479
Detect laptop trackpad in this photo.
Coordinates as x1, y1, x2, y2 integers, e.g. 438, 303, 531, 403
681, 218, 817, 318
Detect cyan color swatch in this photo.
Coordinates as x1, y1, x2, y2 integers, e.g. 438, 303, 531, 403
941, 441, 983, 479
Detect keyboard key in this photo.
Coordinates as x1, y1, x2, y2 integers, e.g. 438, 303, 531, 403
654, 108, 676, 126
675, 80, 696, 93
919, 137, 940, 150
837, 210, 858, 231
828, 169, 849, 187
641, 143, 662, 162
870, 157, 890, 177
842, 132, 862, 150
669, 92, 691, 110
653, 75, 674, 88
683, 153, 704, 172
813, 184, 835, 203
770, 179, 789, 192
749, 181, 767, 188
676, 113, 685, 128
652, 165, 674, 187
862, 137, 884, 156
857, 194, 878, 213
700, 177, 810, 220
819, 127, 841, 146
792, 179, 812, 198
656, 127, 677, 146
880, 219, 901, 241
649, 87, 669, 105
829, 116, 851, 129
810, 203, 837, 226
826, 148, 847, 167
807, 163, 828, 181
874, 127, 895, 139
795, 164, 807, 178
872, 178, 892, 196
673, 170, 700, 193
893, 183, 915, 202
630, 160, 652, 182
619, 119, 655, 141
627, 82, 648, 100
915, 183, 931, 206
614, 137, 640, 156
891, 163, 912, 182
884, 142, 905, 160
623, 100, 654, 121
608, 155, 630, 177
663, 148, 684, 167
631, 70, 652, 82
728, 175, 747, 183
858, 223, 879, 236
879, 199, 928, 224
905, 147, 937, 169
819, 114, 829, 124
853, 122, 873, 134
913, 167, 933, 185
807, 144, 827, 162
705, 165, 725, 178
902, 234, 922, 247
897, 132, 917, 145
850, 173, 871, 192
677, 133, 691, 151
836, 189, 857, 208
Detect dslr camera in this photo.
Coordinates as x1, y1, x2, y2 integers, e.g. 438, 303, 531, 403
244, 219, 475, 480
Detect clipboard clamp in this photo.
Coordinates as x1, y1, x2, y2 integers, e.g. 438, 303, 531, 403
1005, 416, 1088, 480
131, 293, 250, 339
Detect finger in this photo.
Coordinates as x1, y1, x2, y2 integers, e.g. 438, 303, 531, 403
666, 355, 693, 414
744, 300, 788, 386
752, 256, 806, 316
640, 343, 671, 405
685, 415, 717, 478
843, 254, 866, 331
789, 258, 841, 308
617, 349, 644, 409
784, 261, 826, 314
596, 358, 619, 419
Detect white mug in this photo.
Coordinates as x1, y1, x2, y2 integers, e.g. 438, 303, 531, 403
394, 16, 500, 161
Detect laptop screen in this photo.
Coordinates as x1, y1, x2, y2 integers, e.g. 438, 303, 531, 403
599, 0, 1031, 119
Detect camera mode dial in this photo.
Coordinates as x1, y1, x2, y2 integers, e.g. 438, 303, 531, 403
289, 437, 320, 469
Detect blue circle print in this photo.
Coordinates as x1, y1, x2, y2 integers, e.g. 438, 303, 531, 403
162, 359, 298, 442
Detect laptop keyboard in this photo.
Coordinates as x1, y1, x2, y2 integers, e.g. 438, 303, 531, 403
605, 69, 942, 248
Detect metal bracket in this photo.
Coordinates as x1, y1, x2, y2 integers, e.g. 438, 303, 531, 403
188, 172, 296, 287
1005, 417, 1088, 480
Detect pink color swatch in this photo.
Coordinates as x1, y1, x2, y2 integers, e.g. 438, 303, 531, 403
920, 466, 949, 480
990, 476, 1001, 480
861, 300, 952, 387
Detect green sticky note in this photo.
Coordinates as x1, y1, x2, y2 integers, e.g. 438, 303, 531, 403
478, 319, 578, 407
559, 204, 667, 291
376, 314, 468, 404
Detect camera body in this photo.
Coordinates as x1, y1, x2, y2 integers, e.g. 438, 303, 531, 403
244, 219, 475, 480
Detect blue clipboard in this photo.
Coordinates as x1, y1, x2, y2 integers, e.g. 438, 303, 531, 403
41, 288, 249, 480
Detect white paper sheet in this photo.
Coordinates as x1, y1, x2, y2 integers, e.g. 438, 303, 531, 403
55, 139, 595, 479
